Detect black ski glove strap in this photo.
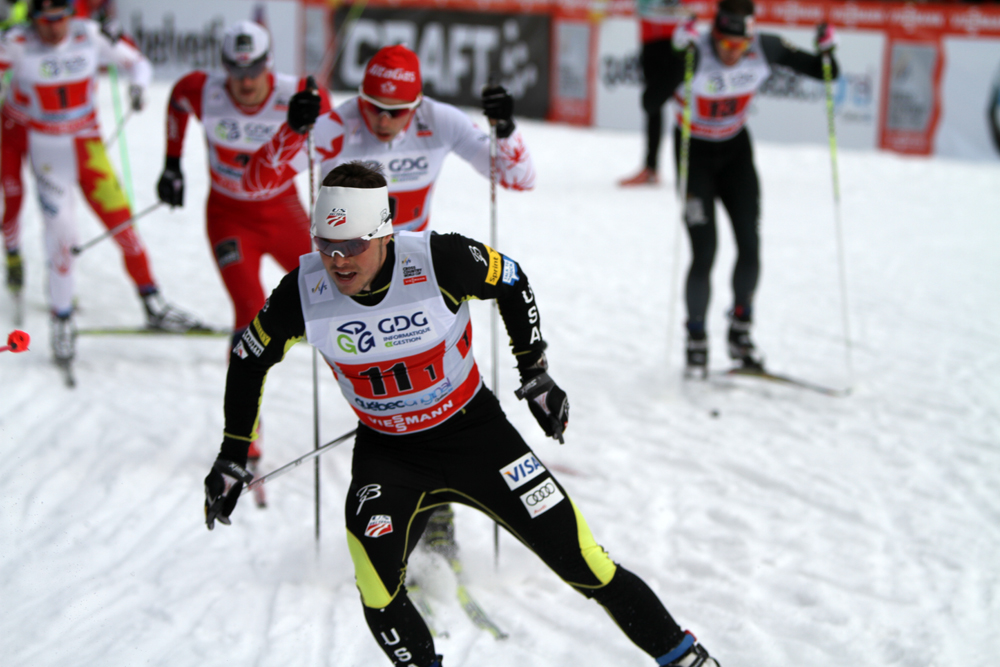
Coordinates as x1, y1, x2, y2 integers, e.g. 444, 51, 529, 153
288, 77, 320, 134
515, 370, 569, 444
482, 84, 516, 139
204, 456, 254, 530
157, 157, 184, 208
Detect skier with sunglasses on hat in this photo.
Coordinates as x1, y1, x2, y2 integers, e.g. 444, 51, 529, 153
205, 160, 722, 667
156, 20, 333, 504
665, 0, 839, 378
241, 43, 535, 235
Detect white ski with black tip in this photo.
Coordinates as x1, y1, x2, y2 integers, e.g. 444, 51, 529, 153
76, 325, 230, 337
721, 366, 851, 397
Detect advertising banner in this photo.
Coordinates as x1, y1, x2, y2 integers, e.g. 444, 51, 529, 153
328, 6, 551, 118
935, 37, 1000, 161
593, 21, 880, 151
595, 17, 643, 132
751, 27, 881, 151
116, 0, 301, 80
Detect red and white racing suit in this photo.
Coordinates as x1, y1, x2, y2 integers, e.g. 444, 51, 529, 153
242, 95, 535, 232
0, 18, 153, 313
165, 71, 332, 331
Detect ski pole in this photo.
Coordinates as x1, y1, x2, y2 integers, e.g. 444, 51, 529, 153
0, 329, 30, 353
71, 201, 164, 255
103, 107, 134, 149
304, 75, 322, 551
486, 90, 503, 569
107, 64, 135, 208
822, 51, 854, 386
317, 0, 369, 81
241, 428, 357, 499
666, 44, 695, 373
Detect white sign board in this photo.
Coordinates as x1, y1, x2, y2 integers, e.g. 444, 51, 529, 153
115, 0, 301, 80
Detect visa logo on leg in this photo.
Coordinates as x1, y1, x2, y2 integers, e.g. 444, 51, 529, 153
499, 453, 546, 490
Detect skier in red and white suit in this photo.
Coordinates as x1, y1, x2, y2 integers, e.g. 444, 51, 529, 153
156, 20, 332, 340
3, 0, 121, 291
241, 44, 535, 234
156, 21, 332, 488
0, 0, 199, 363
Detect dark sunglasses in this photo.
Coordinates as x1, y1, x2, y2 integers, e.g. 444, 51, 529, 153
313, 218, 391, 258
223, 59, 268, 81
358, 92, 421, 119
313, 236, 373, 259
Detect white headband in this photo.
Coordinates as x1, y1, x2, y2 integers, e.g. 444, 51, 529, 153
310, 185, 392, 240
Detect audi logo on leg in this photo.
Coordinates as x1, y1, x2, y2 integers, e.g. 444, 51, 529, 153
519, 478, 565, 518
525, 482, 556, 505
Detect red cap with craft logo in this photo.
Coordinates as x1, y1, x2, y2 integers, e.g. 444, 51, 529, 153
362, 45, 422, 102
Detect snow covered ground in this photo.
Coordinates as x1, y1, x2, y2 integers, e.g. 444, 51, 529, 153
1, 80, 998, 667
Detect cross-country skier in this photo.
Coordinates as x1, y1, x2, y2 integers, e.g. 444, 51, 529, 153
240, 43, 535, 232
618, 0, 696, 187
667, 0, 839, 376
0, 0, 202, 368
155, 20, 332, 496
241, 42, 536, 555
2, 0, 118, 309
204, 161, 722, 667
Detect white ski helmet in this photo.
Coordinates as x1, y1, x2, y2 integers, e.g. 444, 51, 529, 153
311, 185, 392, 256
221, 21, 272, 79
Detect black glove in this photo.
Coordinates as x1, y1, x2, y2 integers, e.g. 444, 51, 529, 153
482, 83, 515, 139
101, 18, 123, 43
204, 455, 254, 530
128, 84, 144, 112
515, 361, 569, 444
157, 156, 184, 208
288, 76, 320, 134
815, 22, 837, 54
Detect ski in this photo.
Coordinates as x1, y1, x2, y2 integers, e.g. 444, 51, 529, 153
446, 556, 509, 640
408, 583, 450, 639
409, 552, 509, 640
76, 325, 231, 337
720, 366, 851, 397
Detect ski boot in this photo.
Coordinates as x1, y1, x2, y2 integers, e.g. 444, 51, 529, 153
142, 290, 206, 333
51, 310, 76, 362
618, 166, 659, 187
659, 631, 721, 667
727, 316, 764, 371
420, 505, 458, 560
6, 249, 22, 292
51, 310, 77, 386
684, 331, 709, 379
